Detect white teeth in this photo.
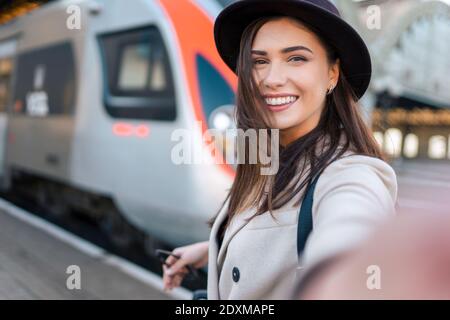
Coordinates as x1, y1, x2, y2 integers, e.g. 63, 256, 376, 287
265, 96, 298, 106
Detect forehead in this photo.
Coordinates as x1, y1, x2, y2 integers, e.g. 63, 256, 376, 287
252, 17, 322, 52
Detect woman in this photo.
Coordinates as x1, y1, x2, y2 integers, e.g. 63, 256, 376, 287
162, 0, 398, 299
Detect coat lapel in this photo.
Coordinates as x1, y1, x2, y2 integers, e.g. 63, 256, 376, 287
216, 207, 255, 268
207, 199, 255, 299
207, 199, 230, 299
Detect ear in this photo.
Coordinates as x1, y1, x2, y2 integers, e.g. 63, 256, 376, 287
329, 58, 340, 85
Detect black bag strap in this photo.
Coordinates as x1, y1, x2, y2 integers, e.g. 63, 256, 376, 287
297, 173, 321, 259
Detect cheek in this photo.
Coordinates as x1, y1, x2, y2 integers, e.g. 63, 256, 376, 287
273, 81, 326, 128
291, 67, 326, 98
253, 68, 266, 85
289, 81, 324, 115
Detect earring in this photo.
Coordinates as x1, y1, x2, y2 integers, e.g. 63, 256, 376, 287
326, 85, 335, 95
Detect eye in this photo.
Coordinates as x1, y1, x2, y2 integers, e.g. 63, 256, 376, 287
252, 59, 267, 65
289, 56, 307, 62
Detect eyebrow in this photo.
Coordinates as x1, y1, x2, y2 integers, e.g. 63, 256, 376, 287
251, 45, 313, 56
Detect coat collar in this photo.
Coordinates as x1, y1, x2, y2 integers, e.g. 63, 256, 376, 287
216, 206, 255, 268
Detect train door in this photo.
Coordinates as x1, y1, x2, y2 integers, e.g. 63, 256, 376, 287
0, 38, 16, 182
7, 40, 77, 180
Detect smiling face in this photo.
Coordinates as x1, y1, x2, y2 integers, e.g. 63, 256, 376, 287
251, 17, 340, 146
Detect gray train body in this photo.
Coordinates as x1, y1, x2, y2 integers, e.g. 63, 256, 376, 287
0, 0, 236, 248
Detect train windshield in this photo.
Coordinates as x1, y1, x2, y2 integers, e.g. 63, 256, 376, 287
195, 53, 235, 130
216, 0, 238, 7
98, 26, 176, 121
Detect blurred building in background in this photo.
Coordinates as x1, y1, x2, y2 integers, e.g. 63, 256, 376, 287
338, 0, 450, 161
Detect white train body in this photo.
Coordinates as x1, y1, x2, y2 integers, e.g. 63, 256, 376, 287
0, 0, 237, 247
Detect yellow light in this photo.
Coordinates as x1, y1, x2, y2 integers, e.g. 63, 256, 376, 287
0, 1, 45, 25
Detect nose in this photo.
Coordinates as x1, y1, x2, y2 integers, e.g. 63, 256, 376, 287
262, 62, 287, 89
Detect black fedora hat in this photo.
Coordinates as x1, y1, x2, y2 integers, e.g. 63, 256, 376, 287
214, 0, 372, 100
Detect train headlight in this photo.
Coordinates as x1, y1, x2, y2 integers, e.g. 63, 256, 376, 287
209, 105, 235, 131
208, 105, 237, 168
213, 112, 232, 131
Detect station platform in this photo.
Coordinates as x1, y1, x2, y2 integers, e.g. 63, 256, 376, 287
393, 159, 450, 215
0, 199, 191, 300
0, 159, 448, 300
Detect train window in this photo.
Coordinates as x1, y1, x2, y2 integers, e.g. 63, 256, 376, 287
118, 43, 167, 92
404, 133, 419, 158
384, 128, 402, 158
12, 42, 76, 116
0, 58, 13, 113
428, 135, 446, 159
373, 131, 383, 148
118, 44, 151, 90
149, 50, 168, 91
99, 26, 176, 121
448, 135, 450, 160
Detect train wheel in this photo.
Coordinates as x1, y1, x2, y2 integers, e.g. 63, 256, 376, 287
100, 208, 137, 249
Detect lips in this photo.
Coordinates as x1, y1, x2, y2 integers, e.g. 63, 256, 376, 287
264, 95, 299, 112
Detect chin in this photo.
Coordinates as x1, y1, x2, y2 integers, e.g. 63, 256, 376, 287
272, 117, 303, 131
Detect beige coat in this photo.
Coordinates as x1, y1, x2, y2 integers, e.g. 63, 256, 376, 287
207, 145, 398, 299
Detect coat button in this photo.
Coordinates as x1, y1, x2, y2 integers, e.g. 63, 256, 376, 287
232, 267, 240, 283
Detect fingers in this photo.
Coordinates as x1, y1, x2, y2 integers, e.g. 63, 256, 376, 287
161, 246, 195, 291
163, 264, 188, 291
165, 254, 179, 267
172, 247, 183, 256
162, 251, 186, 291
163, 265, 171, 291
163, 265, 178, 291
167, 258, 189, 276
164, 272, 187, 291
172, 273, 185, 288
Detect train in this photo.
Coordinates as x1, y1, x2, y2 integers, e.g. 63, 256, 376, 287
0, 0, 238, 253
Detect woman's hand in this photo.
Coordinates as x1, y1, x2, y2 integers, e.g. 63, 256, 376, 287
298, 213, 450, 299
162, 241, 209, 291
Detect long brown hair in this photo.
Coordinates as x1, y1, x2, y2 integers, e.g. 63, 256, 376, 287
210, 16, 384, 235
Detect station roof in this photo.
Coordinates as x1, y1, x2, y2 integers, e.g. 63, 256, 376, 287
0, 0, 55, 25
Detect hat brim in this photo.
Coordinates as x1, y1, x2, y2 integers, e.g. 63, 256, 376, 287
214, 0, 372, 100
